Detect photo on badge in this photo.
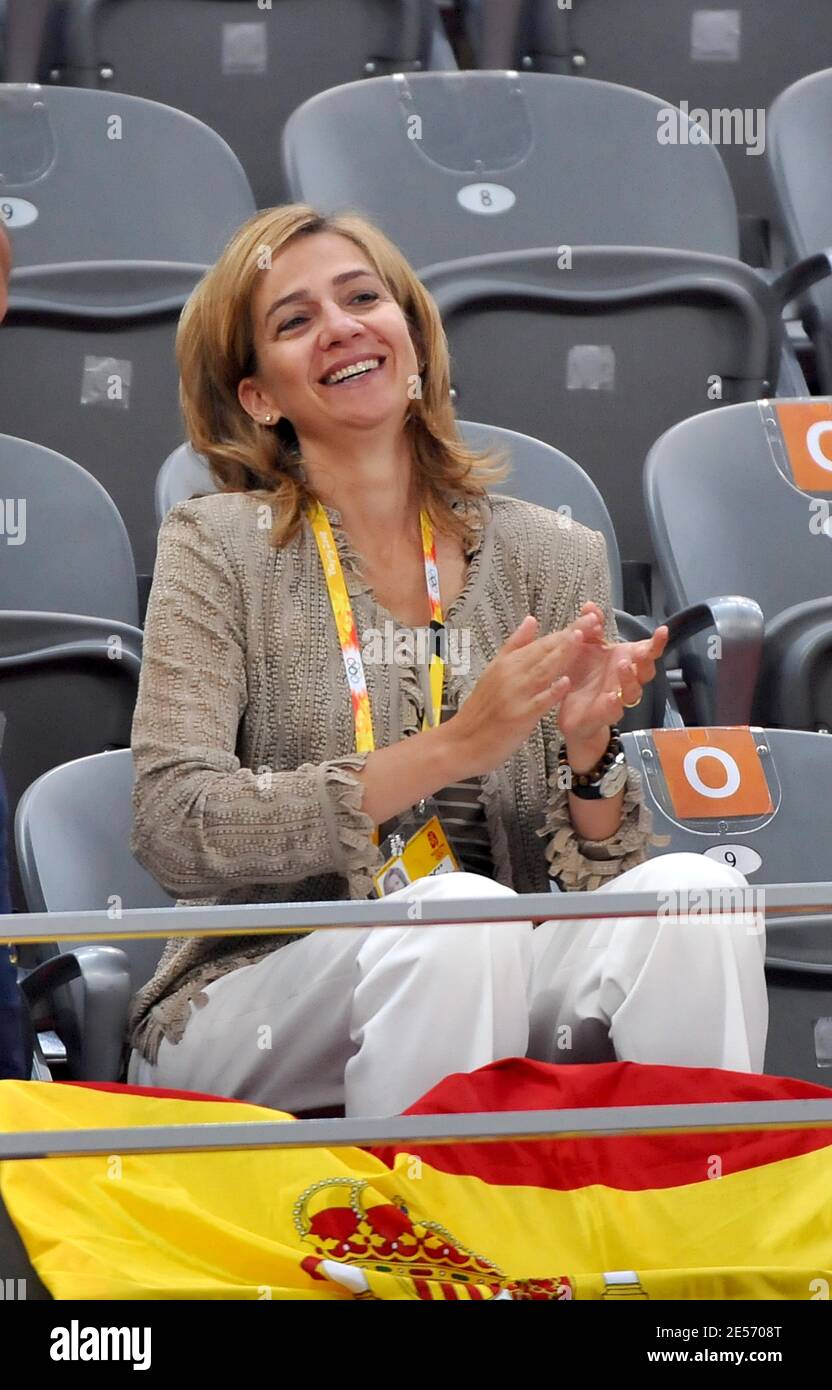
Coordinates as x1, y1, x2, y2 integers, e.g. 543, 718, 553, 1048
375, 858, 412, 897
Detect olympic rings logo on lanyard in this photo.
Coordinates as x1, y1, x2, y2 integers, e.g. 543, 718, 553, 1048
309, 500, 447, 757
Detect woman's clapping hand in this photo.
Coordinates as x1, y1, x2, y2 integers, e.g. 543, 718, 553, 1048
556, 602, 669, 747
450, 611, 599, 779
449, 605, 669, 781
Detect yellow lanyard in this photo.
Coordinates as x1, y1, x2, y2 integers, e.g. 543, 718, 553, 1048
308, 500, 446, 754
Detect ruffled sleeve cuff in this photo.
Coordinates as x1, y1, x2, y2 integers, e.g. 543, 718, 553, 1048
314, 754, 384, 898
536, 765, 670, 892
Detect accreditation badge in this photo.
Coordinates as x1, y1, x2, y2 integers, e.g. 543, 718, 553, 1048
372, 798, 460, 898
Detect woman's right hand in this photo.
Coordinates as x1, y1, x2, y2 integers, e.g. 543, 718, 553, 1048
447, 612, 601, 780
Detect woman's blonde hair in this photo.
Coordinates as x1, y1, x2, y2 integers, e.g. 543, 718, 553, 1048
176, 203, 508, 548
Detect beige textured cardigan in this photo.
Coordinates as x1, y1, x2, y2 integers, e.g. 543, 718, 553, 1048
127, 489, 656, 1065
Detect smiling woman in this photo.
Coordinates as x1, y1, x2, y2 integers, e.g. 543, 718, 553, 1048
126, 204, 766, 1117
175, 205, 504, 553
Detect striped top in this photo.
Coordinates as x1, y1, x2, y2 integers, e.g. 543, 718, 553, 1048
432, 700, 495, 877
378, 657, 494, 881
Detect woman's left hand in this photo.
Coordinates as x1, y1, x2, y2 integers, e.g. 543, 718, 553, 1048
556, 602, 669, 745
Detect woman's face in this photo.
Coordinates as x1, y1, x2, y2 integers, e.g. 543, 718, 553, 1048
239, 231, 420, 441
383, 867, 409, 894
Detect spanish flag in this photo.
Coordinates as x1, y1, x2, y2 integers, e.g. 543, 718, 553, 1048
1, 1061, 831, 1300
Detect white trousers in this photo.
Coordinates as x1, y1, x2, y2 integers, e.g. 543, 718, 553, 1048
128, 854, 768, 1117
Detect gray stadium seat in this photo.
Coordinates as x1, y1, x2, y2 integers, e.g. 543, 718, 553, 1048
623, 726, 832, 1084
768, 69, 832, 392
155, 439, 217, 529
15, 749, 172, 1081
0, 82, 255, 573
0, 432, 138, 625
494, 0, 832, 265
420, 245, 800, 571
460, 419, 624, 608
0, 83, 253, 268
645, 398, 832, 731
0, 612, 142, 912
284, 70, 740, 267
48, 0, 455, 209
0, 434, 144, 910
756, 599, 832, 734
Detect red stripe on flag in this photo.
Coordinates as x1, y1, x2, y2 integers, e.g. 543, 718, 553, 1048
371, 1059, 832, 1192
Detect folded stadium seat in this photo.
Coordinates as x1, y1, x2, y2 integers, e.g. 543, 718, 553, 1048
644, 398, 832, 732
155, 438, 216, 525
283, 72, 818, 594
0, 82, 255, 578
419, 245, 819, 584
284, 70, 741, 267
768, 69, 832, 393
45, 0, 455, 209
156, 421, 753, 733
14, 749, 173, 1081
622, 726, 832, 1085
0, 613, 141, 917
0, 432, 144, 912
0, 431, 138, 624
485, 0, 832, 266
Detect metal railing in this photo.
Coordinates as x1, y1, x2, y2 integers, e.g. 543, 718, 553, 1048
3, 882, 832, 1158
3, 881, 832, 946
